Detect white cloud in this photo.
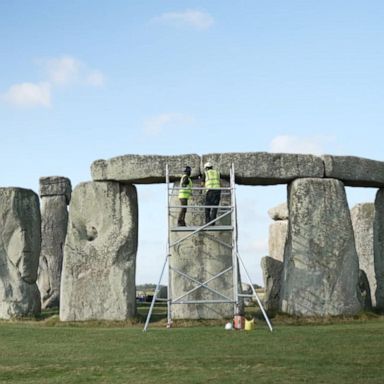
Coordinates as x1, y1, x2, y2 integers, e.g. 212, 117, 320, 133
269, 134, 336, 155
1, 55, 105, 109
2, 82, 51, 107
38, 55, 105, 87
153, 9, 214, 30
42, 56, 81, 86
85, 70, 105, 87
143, 113, 194, 137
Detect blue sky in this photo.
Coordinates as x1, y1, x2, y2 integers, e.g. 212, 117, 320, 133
1, 1, 383, 284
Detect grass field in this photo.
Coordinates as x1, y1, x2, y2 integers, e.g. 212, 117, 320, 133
0, 308, 383, 384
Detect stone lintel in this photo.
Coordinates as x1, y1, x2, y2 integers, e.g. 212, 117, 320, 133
202, 152, 324, 185
91, 154, 201, 184
39, 176, 72, 204
323, 155, 384, 188
89, 152, 384, 187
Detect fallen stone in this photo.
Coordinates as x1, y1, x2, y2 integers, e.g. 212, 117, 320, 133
91, 154, 201, 183
60, 181, 138, 321
323, 155, 384, 187
0, 188, 41, 319
351, 203, 376, 307
201, 152, 324, 185
280, 178, 362, 316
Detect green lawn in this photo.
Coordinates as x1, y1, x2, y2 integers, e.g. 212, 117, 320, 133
0, 314, 383, 384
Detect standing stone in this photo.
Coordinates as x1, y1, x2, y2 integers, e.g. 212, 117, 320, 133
37, 176, 71, 309
280, 178, 362, 316
60, 181, 138, 321
0, 188, 41, 319
268, 202, 288, 221
358, 269, 372, 310
169, 180, 237, 319
351, 203, 375, 307
268, 221, 288, 262
261, 256, 283, 314
268, 203, 288, 262
374, 189, 384, 311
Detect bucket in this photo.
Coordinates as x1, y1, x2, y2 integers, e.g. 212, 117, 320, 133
233, 315, 245, 330
244, 318, 254, 331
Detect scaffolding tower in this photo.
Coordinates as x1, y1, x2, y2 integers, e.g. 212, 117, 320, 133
143, 164, 272, 332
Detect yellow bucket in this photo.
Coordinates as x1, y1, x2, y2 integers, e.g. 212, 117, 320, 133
244, 318, 254, 331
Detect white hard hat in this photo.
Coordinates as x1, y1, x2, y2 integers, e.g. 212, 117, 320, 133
204, 162, 212, 168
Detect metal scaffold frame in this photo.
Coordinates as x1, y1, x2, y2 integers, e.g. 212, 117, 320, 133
143, 164, 272, 332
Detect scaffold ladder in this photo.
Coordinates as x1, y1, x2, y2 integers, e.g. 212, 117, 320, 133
143, 164, 272, 332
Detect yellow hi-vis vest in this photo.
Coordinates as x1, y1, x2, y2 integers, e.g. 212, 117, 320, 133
204, 169, 221, 189
178, 176, 192, 199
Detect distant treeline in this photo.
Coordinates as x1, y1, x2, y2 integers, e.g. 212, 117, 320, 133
136, 284, 157, 291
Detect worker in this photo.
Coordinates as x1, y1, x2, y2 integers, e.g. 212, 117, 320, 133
201, 162, 221, 225
177, 166, 193, 226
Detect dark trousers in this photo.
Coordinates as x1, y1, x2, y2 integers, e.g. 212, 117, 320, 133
178, 198, 188, 225
205, 190, 221, 224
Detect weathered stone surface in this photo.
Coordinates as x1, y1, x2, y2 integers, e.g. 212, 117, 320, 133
90, 152, 384, 188
39, 176, 72, 204
351, 203, 376, 307
268, 202, 289, 262
201, 152, 324, 185
241, 283, 253, 306
280, 178, 362, 316
374, 189, 384, 311
359, 269, 372, 310
37, 195, 68, 309
60, 181, 138, 321
91, 154, 201, 183
0, 188, 41, 319
268, 221, 288, 262
169, 180, 236, 319
268, 202, 288, 221
261, 256, 283, 314
323, 155, 384, 187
